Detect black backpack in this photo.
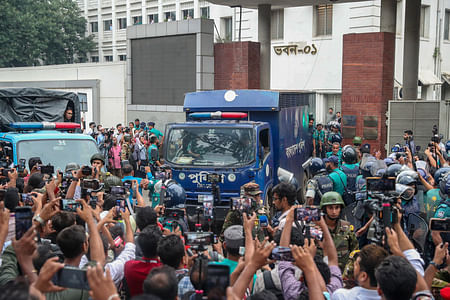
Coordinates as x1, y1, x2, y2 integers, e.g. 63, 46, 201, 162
263, 271, 285, 300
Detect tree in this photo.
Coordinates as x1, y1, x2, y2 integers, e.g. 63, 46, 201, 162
0, 0, 95, 67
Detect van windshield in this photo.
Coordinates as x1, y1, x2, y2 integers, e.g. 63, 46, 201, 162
165, 127, 255, 167
17, 139, 99, 172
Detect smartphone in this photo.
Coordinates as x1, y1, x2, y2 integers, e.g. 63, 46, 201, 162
259, 215, 269, 228
111, 186, 127, 195
1, 168, 11, 177
430, 218, 450, 232
15, 206, 33, 240
60, 199, 81, 212
81, 179, 100, 190
366, 177, 396, 192
115, 199, 126, 218
21, 193, 34, 206
295, 207, 320, 222
123, 180, 132, 190
17, 159, 26, 173
40, 165, 55, 175
270, 246, 294, 261
89, 195, 98, 209
206, 264, 230, 294
310, 227, 324, 241
135, 169, 146, 179
185, 232, 214, 246
203, 198, 213, 218
52, 266, 89, 290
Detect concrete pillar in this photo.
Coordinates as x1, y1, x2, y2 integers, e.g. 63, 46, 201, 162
258, 4, 271, 90
402, 0, 421, 100
380, 0, 397, 33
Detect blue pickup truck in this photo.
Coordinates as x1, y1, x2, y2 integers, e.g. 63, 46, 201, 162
163, 90, 315, 219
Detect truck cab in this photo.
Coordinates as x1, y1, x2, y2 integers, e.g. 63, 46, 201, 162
164, 90, 315, 220
0, 123, 99, 172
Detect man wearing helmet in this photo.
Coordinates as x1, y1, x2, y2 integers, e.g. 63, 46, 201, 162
396, 170, 420, 218
305, 158, 334, 206
319, 191, 358, 271
340, 146, 359, 204
433, 172, 450, 219
327, 124, 342, 151
90, 153, 109, 182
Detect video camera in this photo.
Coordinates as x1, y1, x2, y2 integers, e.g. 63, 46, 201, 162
363, 176, 399, 245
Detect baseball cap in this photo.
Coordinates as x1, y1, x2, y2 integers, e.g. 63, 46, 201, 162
224, 225, 245, 249
148, 122, 155, 127
328, 155, 339, 165
360, 143, 371, 154
322, 158, 330, 164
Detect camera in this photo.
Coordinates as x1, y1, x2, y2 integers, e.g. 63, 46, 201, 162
39, 164, 54, 175
164, 208, 185, 219
81, 166, 93, 176
206, 173, 223, 184
366, 177, 396, 192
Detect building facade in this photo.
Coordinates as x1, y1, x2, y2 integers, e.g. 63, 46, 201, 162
76, 0, 450, 124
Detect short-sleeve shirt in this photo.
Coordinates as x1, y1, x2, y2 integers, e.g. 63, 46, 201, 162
424, 189, 442, 220
149, 128, 164, 140
313, 129, 326, 143
124, 258, 162, 297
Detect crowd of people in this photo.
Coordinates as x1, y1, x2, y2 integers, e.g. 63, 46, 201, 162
0, 111, 450, 300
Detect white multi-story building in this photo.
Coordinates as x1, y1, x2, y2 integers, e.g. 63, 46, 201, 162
76, 0, 450, 122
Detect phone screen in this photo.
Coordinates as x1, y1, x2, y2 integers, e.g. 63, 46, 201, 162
295, 207, 320, 222
270, 246, 294, 261
15, 207, 33, 240
185, 232, 214, 246
366, 177, 396, 192
430, 218, 450, 232
206, 264, 230, 295
21, 193, 34, 206
115, 199, 126, 218
203, 198, 213, 218
60, 199, 81, 212
52, 266, 89, 290
111, 186, 126, 195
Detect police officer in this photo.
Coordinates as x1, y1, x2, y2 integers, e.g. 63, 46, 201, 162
90, 153, 110, 182
434, 172, 450, 219
319, 191, 358, 271
353, 136, 362, 161
396, 170, 420, 218
305, 158, 333, 206
340, 146, 359, 200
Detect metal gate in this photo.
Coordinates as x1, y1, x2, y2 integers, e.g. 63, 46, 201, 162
387, 100, 441, 153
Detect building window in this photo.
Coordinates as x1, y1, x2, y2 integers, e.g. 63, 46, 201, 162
148, 14, 158, 24
444, 9, 450, 40
314, 5, 333, 36
201, 7, 210, 19
119, 55, 127, 61
103, 20, 112, 31
271, 9, 284, 40
90, 22, 98, 33
182, 9, 194, 20
118, 18, 127, 29
133, 16, 142, 25
91, 56, 99, 63
165, 11, 175, 22
104, 55, 113, 62
420, 5, 430, 38
221, 17, 232, 42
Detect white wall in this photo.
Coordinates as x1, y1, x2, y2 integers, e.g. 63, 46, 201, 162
0, 62, 126, 128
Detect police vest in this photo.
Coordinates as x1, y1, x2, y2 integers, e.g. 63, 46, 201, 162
341, 165, 359, 192
314, 174, 334, 204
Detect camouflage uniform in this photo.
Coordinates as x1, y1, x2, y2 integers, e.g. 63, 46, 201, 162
342, 249, 360, 288
220, 182, 269, 242
329, 219, 358, 271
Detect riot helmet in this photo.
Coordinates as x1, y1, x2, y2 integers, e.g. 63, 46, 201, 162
342, 146, 357, 164
396, 170, 418, 185
434, 167, 450, 185
439, 173, 450, 198
330, 134, 342, 144
162, 180, 186, 208
396, 184, 415, 201
310, 158, 326, 176
386, 164, 403, 178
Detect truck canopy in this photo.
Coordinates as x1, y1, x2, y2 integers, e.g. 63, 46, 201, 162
0, 88, 80, 131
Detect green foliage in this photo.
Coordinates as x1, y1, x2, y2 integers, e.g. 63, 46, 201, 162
0, 0, 95, 67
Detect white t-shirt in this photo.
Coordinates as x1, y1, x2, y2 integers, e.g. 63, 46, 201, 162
331, 286, 380, 300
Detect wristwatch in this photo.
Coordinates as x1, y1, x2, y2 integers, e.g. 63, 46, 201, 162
33, 214, 46, 227
429, 261, 440, 269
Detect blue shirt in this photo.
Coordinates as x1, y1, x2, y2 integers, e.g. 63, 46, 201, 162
122, 176, 143, 205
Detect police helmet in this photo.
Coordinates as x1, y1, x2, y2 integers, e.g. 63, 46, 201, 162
163, 180, 186, 208
434, 167, 450, 184
439, 173, 450, 197
90, 153, 105, 165
65, 162, 80, 173
396, 184, 415, 201
320, 191, 345, 209
342, 146, 357, 164
310, 158, 326, 176
396, 170, 418, 186
384, 157, 395, 166
353, 136, 362, 146
386, 164, 402, 178
330, 134, 343, 144
104, 176, 123, 192
360, 158, 376, 178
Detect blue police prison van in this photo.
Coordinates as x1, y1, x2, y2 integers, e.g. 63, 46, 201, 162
0, 88, 99, 172
163, 90, 315, 221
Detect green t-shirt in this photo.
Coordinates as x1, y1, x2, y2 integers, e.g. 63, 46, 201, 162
149, 128, 164, 140
328, 169, 347, 196
212, 258, 238, 275
148, 144, 159, 164
326, 150, 342, 165
434, 202, 450, 219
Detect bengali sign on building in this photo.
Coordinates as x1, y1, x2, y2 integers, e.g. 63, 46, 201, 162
273, 43, 318, 56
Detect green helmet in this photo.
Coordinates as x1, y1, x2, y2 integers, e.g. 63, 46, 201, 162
104, 175, 123, 192
90, 153, 105, 165
320, 191, 345, 208
353, 136, 362, 145
65, 162, 80, 173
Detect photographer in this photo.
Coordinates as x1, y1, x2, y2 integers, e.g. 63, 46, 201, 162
403, 130, 416, 156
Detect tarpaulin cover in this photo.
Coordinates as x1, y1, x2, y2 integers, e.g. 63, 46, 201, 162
0, 88, 80, 130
